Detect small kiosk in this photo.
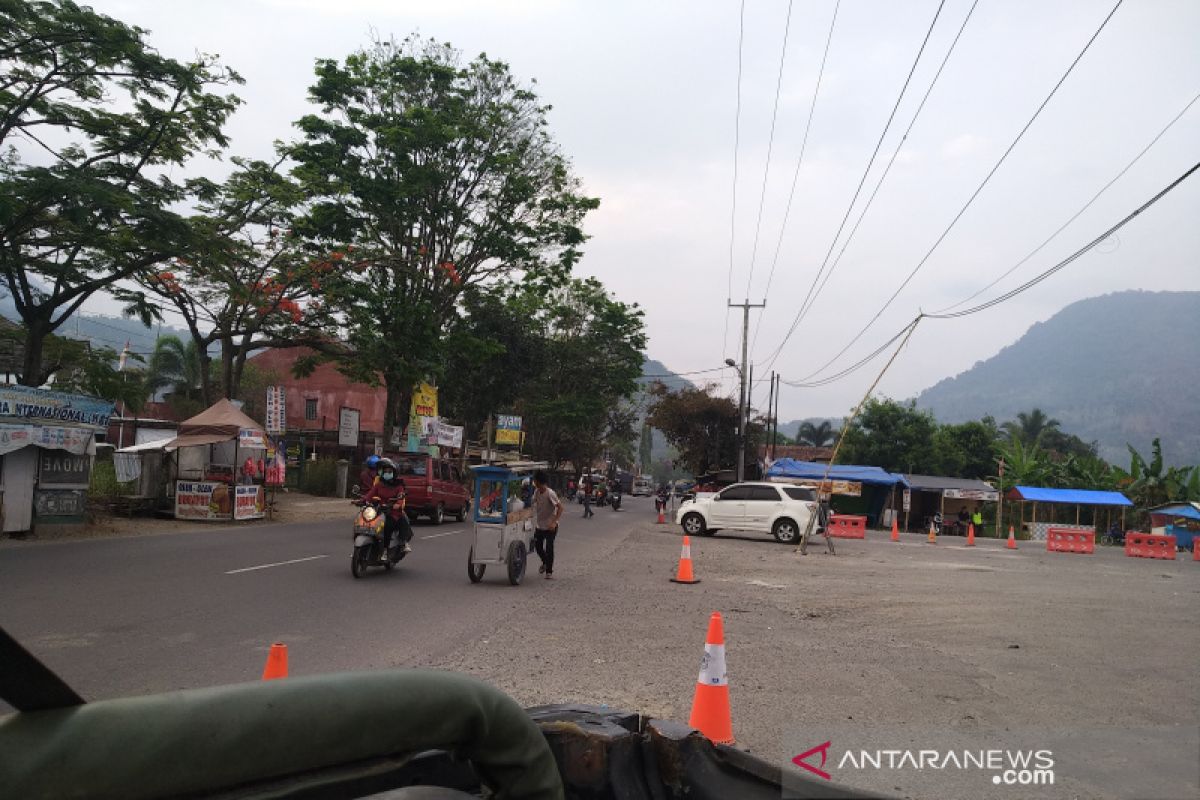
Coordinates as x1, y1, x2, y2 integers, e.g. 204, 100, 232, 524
466, 461, 546, 586
162, 399, 267, 522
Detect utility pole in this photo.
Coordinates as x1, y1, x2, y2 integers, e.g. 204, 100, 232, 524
771, 373, 780, 461
727, 298, 765, 483
765, 371, 775, 464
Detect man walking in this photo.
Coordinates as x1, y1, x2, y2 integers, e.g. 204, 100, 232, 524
531, 470, 564, 579
582, 480, 595, 518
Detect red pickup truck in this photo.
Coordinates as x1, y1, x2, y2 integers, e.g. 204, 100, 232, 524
387, 451, 471, 524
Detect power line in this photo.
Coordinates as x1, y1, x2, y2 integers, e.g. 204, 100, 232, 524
760, 0, 949, 371
796, 0, 1125, 383
933, 88, 1200, 314
743, 0, 795, 299
720, 0, 748, 393
750, 0, 843, 351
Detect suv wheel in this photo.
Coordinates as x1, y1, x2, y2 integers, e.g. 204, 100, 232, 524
431, 503, 445, 525
772, 518, 801, 544
681, 513, 706, 537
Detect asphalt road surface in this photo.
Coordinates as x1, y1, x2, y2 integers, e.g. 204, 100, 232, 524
0, 495, 649, 703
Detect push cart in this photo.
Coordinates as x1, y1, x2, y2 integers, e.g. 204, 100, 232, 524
467, 461, 548, 585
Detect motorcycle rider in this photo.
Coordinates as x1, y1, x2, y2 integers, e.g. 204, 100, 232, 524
362, 458, 413, 554
358, 454, 382, 494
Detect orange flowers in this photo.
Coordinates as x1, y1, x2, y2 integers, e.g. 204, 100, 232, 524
438, 261, 462, 285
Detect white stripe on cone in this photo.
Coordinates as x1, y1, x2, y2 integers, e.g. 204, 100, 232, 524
681, 543, 692, 560
697, 643, 728, 686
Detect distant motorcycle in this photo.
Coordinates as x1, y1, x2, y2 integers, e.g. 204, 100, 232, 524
350, 499, 406, 578
610, 490, 622, 511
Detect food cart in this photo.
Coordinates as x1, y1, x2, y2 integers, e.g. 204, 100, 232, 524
467, 461, 547, 586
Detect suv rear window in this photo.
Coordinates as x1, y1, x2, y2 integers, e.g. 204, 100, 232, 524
394, 456, 427, 476
782, 487, 817, 501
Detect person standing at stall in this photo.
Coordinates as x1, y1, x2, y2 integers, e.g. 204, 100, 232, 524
531, 469, 563, 579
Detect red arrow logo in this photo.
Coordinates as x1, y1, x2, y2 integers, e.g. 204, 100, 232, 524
792, 740, 833, 780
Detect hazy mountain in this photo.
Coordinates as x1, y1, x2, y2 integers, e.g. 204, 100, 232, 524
916, 291, 1200, 467
0, 297, 191, 358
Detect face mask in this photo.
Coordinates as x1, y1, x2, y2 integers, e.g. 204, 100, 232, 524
382, 472, 394, 481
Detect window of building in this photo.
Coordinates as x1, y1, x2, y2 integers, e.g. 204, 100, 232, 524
304, 398, 318, 421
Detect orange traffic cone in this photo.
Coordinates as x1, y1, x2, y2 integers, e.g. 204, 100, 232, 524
927, 520, 937, 544
688, 611, 734, 745
657, 507, 666, 524
891, 518, 900, 542
966, 523, 976, 546
670, 536, 700, 584
262, 642, 288, 680
1007, 526, 1018, 550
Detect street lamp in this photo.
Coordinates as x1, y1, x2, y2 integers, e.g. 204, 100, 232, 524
724, 359, 746, 482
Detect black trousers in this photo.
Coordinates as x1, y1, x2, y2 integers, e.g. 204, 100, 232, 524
533, 528, 557, 573
383, 514, 413, 548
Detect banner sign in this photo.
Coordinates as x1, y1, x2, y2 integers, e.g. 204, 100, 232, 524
0, 385, 114, 428
238, 428, 266, 450
265, 438, 286, 486
38, 449, 91, 486
407, 383, 439, 451
234, 485, 265, 519
903, 488, 912, 512
943, 488, 999, 502
495, 414, 522, 445
175, 480, 232, 520
0, 423, 94, 456
265, 386, 286, 435
436, 420, 464, 449
338, 407, 360, 447
35, 489, 87, 518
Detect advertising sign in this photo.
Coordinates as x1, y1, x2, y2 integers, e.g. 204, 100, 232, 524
265, 439, 287, 486
238, 428, 266, 450
338, 407, 360, 447
234, 485, 265, 519
175, 480, 232, 520
436, 420, 464, 449
407, 383, 439, 451
38, 449, 91, 486
943, 488, 999, 502
265, 386, 286, 435
495, 414, 522, 446
903, 488, 912, 512
0, 385, 114, 428
35, 489, 87, 517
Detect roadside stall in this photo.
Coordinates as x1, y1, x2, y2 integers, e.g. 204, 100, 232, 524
1148, 502, 1200, 552
902, 474, 999, 536
161, 399, 267, 522
764, 458, 905, 527
466, 461, 547, 586
0, 385, 113, 536
1005, 485, 1133, 541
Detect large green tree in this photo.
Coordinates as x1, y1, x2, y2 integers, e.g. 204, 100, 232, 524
0, 0, 241, 385
931, 418, 999, 479
840, 398, 937, 474
1001, 408, 1061, 446
289, 35, 597, 435
797, 420, 836, 447
648, 384, 742, 476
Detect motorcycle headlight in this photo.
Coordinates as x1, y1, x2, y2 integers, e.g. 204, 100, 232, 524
362, 506, 378, 522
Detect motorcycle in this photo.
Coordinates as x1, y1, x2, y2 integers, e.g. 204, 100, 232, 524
350, 498, 406, 578
609, 490, 622, 511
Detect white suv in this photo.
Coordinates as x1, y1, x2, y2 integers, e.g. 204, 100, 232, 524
675, 482, 818, 544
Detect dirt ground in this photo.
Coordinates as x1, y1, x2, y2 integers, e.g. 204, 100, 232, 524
1, 490, 351, 543
429, 518, 1200, 800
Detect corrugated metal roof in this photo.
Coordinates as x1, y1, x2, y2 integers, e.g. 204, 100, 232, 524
903, 474, 996, 492
1148, 502, 1200, 521
765, 459, 905, 486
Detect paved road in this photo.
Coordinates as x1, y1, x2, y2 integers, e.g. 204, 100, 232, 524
0, 495, 651, 703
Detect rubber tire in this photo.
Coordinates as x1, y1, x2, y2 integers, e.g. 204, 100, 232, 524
681, 513, 706, 537
773, 518, 801, 544
351, 545, 369, 578
454, 503, 466, 522
507, 540, 526, 586
467, 547, 485, 583
431, 503, 445, 525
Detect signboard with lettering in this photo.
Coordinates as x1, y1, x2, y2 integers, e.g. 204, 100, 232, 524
495, 414, 522, 446
175, 480, 233, 520
238, 428, 266, 450
903, 488, 912, 512
942, 488, 999, 502
436, 420, 464, 449
0, 385, 114, 428
338, 407, 360, 447
35, 489, 87, 518
39, 449, 91, 487
234, 485, 265, 519
265, 386, 286, 435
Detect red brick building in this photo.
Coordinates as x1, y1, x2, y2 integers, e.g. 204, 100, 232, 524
249, 347, 386, 435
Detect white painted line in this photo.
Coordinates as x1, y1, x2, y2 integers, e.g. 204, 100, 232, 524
421, 529, 465, 540
225, 555, 328, 574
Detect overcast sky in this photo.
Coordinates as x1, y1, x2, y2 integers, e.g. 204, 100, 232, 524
86, 0, 1200, 421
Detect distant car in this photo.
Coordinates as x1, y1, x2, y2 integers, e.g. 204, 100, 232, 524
675, 482, 817, 544
632, 475, 654, 496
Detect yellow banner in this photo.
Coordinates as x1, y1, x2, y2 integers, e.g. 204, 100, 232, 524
411, 382, 438, 419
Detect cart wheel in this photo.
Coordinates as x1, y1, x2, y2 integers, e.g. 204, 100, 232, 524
507, 540, 526, 586
467, 547, 485, 583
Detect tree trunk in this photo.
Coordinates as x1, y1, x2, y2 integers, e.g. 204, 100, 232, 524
218, 336, 235, 399
384, 379, 413, 450
197, 349, 215, 406
18, 315, 52, 386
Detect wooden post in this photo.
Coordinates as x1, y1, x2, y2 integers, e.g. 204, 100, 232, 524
939, 491, 945, 535
1075, 504, 1080, 525
1121, 506, 1125, 531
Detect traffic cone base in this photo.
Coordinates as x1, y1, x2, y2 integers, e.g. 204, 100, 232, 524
1007, 526, 1018, 550
689, 612, 734, 745
966, 523, 976, 546
657, 509, 666, 524
262, 642, 288, 680
671, 535, 700, 584
891, 518, 900, 542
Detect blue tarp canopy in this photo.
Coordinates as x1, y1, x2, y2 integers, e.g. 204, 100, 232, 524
765, 459, 906, 487
1149, 502, 1200, 521
1008, 486, 1133, 506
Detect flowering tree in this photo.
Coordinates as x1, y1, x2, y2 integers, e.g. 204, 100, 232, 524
139, 158, 332, 403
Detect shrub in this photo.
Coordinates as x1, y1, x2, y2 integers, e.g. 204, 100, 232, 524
300, 458, 340, 497
89, 461, 135, 499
